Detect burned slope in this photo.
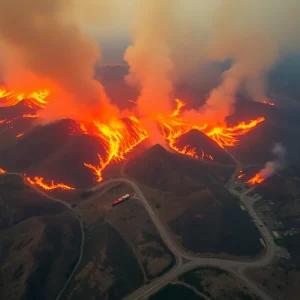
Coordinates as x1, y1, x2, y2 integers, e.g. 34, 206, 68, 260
0, 119, 81, 172
0, 175, 81, 300
174, 129, 234, 164
30, 134, 107, 189
125, 144, 233, 193
231, 120, 300, 165
126, 145, 261, 256
0, 100, 37, 120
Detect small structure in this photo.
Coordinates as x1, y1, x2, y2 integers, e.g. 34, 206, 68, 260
273, 231, 280, 238
259, 238, 266, 247
112, 194, 130, 207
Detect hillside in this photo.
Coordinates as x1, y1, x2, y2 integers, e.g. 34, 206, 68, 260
125, 144, 233, 192
0, 175, 81, 300
0, 119, 82, 171
29, 134, 106, 188
174, 129, 234, 164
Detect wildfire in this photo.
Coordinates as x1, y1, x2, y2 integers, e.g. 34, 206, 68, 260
0, 87, 50, 108
22, 113, 39, 118
0, 168, 6, 174
262, 100, 275, 106
25, 176, 75, 191
84, 117, 148, 182
158, 99, 264, 158
204, 117, 265, 148
247, 173, 265, 185
16, 133, 24, 138
237, 171, 245, 179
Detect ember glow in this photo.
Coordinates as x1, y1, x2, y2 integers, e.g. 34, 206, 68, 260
25, 176, 75, 191
205, 117, 265, 148
262, 100, 275, 106
0, 87, 49, 108
237, 171, 245, 179
247, 173, 265, 185
0, 168, 6, 174
158, 99, 265, 155
84, 118, 148, 182
16, 133, 24, 138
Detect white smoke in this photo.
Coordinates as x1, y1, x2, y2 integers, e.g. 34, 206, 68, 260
260, 143, 286, 178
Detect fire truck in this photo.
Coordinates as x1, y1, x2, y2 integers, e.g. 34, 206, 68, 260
112, 194, 130, 207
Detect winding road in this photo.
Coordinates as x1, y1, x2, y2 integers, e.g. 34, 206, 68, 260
1, 167, 276, 300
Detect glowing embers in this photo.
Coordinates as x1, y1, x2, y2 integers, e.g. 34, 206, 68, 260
16, 133, 24, 138
0, 87, 50, 108
237, 171, 245, 179
84, 118, 148, 182
0, 168, 6, 174
247, 173, 265, 185
262, 100, 275, 106
25, 176, 75, 191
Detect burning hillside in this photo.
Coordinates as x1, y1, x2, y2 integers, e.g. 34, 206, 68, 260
0, 87, 267, 190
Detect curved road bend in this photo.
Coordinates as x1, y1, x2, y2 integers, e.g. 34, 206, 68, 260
92, 178, 275, 300
2, 173, 275, 300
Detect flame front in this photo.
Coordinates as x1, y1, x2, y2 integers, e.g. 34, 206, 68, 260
0, 87, 50, 108
84, 118, 148, 182
158, 99, 264, 155
0, 168, 6, 174
205, 117, 265, 148
25, 176, 75, 190
247, 173, 265, 185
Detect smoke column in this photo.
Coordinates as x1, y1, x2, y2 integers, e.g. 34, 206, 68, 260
124, 0, 176, 119
260, 143, 286, 179
183, 0, 300, 126
0, 0, 119, 121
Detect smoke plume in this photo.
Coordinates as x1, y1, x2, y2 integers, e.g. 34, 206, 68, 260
260, 143, 286, 179
124, 0, 176, 119
183, 0, 300, 126
0, 0, 119, 121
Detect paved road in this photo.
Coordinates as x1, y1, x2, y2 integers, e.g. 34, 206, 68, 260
1, 172, 275, 300
92, 177, 275, 300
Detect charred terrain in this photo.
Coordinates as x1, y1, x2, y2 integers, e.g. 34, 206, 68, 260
0, 65, 300, 300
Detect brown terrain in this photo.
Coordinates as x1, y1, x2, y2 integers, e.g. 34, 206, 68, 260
174, 129, 234, 165
0, 174, 81, 300
62, 181, 174, 299
125, 144, 262, 257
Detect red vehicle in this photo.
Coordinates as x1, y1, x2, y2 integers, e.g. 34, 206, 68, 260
112, 194, 130, 207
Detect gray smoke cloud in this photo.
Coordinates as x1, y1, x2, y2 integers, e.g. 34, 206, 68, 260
260, 143, 286, 178
182, 0, 300, 126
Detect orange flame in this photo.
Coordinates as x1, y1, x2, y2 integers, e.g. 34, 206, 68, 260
158, 99, 264, 156
0, 87, 50, 108
16, 133, 24, 138
25, 176, 75, 190
84, 117, 148, 182
205, 117, 265, 148
262, 100, 275, 106
22, 113, 39, 118
0, 168, 6, 174
237, 171, 245, 179
247, 173, 265, 185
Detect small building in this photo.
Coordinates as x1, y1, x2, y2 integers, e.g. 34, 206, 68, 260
273, 231, 280, 238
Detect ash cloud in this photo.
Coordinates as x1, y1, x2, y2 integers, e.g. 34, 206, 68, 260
0, 0, 119, 121
260, 143, 286, 179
